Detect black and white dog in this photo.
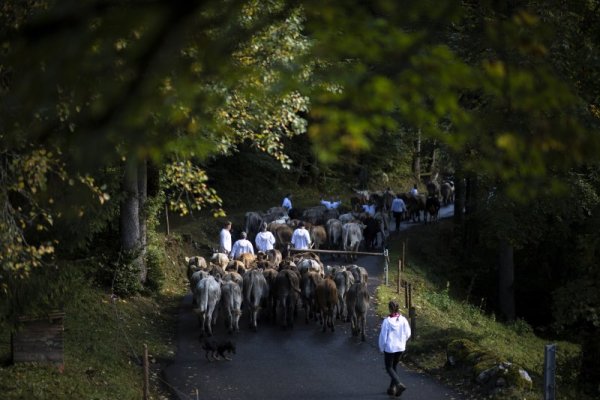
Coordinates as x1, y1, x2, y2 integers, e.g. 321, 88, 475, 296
201, 339, 236, 362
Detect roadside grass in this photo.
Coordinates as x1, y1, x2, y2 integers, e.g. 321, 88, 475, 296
0, 234, 189, 400
375, 219, 585, 400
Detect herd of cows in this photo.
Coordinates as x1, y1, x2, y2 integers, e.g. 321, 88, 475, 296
186, 251, 371, 341
185, 183, 455, 343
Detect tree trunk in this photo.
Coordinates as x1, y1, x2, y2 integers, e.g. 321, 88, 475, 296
137, 160, 148, 283
119, 159, 145, 283
498, 239, 515, 321
429, 139, 438, 181
412, 129, 421, 183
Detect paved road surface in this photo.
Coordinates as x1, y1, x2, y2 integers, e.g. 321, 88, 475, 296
164, 205, 460, 400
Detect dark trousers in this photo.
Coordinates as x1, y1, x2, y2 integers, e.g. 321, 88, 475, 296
393, 212, 402, 231
384, 351, 404, 388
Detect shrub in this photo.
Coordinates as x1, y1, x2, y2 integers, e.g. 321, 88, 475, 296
145, 244, 166, 294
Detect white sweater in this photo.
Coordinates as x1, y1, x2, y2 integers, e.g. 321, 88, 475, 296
378, 314, 411, 353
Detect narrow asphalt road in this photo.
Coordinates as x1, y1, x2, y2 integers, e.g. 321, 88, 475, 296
164, 205, 460, 400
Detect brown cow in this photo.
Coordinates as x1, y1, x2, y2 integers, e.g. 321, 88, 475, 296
275, 268, 302, 330
316, 276, 338, 333
309, 225, 327, 250
237, 253, 257, 270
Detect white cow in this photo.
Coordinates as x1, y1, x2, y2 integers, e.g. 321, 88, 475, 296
342, 222, 364, 260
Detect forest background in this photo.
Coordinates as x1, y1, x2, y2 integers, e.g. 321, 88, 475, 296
1, 0, 600, 398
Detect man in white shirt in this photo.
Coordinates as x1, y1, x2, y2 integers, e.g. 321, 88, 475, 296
282, 193, 292, 212
362, 203, 376, 217
230, 231, 255, 260
320, 199, 342, 210
219, 221, 232, 255
391, 194, 407, 232
255, 223, 276, 252
291, 222, 311, 250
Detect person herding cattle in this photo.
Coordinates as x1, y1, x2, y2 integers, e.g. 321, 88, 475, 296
391, 194, 407, 232
362, 203, 376, 216
230, 231, 255, 259
378, 300, 411, 397
255, 222, 276, 252
291, 221, 312, 250
320, 199, 341, 210
282, 193, 293, 212
219, 221, 232, 255
410, 184, 418, 197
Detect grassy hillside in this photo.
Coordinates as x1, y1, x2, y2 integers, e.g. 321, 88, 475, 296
376, 220, 585, 400
0, 235, 191, 400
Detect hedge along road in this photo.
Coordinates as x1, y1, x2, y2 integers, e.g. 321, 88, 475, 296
163, 204, 462, 400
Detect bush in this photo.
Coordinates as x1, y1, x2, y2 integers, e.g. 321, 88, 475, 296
110, 253, 143, 296
145, 244, 166, 294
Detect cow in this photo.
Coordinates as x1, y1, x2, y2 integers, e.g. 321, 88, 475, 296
262, 267, 279, 321
425, 195, 441, 224
222, 271, 243, 288
226, 259, 246, 275
189, 269, 210, 301
264, 207, 288, 221
185, 256, 207, 281
302, 206, 327, 225
309, 225, 327, 250
272, 224, 293, 255
266, 249, 282, 268
426, 181, 440, 199
237, 252, 257, 270
244, 211, 264, 242
243, 269, 270, 332
322, 208, 340, 223
342, 222, 364, 260
193, 275, 221, 337
220, 281, 242, 334
362, 216, 381, 251
297, 257, 324, 278
339, 212, 359, 224
334, 269, 355, 321
406, 194, 426, 222
347, 264, 369, 285
326, 219, 343, 253
346, 282, 370, 341
300, 270, 322, 324
440, 181, 455, 206
316, 276, 338, 332
275, 268, 301, 330
211, 252, 229, 269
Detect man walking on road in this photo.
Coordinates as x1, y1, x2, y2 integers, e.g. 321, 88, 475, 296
391, 194, 407, 232
379, 300, 411, 396
219, 221, 232, 255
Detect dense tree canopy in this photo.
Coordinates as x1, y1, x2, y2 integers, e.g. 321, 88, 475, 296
1, 0, 600, 393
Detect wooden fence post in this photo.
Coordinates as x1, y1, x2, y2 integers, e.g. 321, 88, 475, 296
409, 306, 416, 339
404, 281, 409, 308
402, 241, 406, 270
143, 344, 149, 400
397, 259, 402, 294
408, 283, 413, 308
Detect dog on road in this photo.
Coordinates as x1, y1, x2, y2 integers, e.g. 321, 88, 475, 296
201, 339, 236, 362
